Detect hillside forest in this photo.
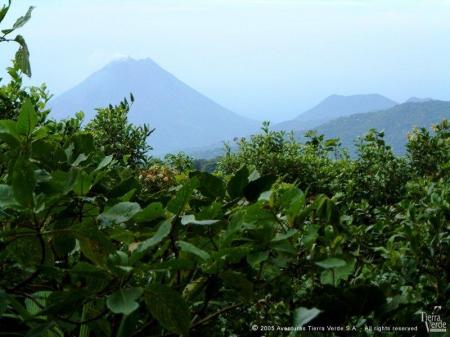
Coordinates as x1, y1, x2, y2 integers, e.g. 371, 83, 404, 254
0, 4, 449, 337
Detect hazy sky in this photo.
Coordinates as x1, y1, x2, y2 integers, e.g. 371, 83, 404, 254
1, 0, 450, 121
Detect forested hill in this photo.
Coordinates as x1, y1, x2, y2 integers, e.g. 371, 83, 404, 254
49, 58, 259, 155
275, 94, 397, 132
296, 99, 450, 154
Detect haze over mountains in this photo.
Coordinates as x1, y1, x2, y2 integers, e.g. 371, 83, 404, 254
50, 57, 450, 157
50, 58, 259, 154
274, 94, 398, 132
294, 100, 450, 155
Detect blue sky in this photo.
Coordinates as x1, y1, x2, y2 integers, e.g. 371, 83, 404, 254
1, 0, 450, 121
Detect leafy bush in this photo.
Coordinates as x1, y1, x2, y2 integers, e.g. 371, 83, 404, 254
407, 120, 450, 178
217, 122, 346, 195
86, 96, 154, 168
0, 4, 449, 337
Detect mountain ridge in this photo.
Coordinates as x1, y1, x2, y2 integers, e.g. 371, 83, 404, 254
275, 93, 398, 132
294, 99, 450, 155
49, 57, 260, 155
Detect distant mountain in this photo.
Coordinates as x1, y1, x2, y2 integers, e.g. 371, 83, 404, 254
49, 58, 259, 155
295, 100, 450, 154
405, 97, 434, 103
275, 94, 398, 131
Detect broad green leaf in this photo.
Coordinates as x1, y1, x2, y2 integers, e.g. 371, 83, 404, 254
14, 35, 31, 76
0, 120, 20, 146
272, 229, 298, 242
74, 223, 114, 266
293, 307, 321, 328
181, 214, 220, 226
320, 258, 356, 285
106, 288, 143, 315
118, 188, 136, 202
16, 98, 37, 135
98, 202, 141, 225
117, 311, 139, 337
12, 157, 35, 207
12, 6, 34, 30
131, 221, 171, 260
177, 241, 210, 261
95, 155, 114, 171
220, 271, 253, 298
315, 257, 346, 269
243, 175, 277, 202
73, 170, 93, 196
7, 296, 33, 322
0, 1, 11, 23
52, 232, 76, 257
192, 172, 225, 199
109, 228, 135, 244
302, 223, 319, 248
315, 195, 339, 225
279, 187, 305, 224
167, 178, 198, 214
71, 133, 95, 156
133, 202, 164, 223
145, 285, 191, 336
72, 153, 88, 167
25, 291, 51, 316
0, 184, 19, 209
227, 166, 249, 199
247, 251, 269, 269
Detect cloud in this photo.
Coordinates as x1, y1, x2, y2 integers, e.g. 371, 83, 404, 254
88, 51, 130, 69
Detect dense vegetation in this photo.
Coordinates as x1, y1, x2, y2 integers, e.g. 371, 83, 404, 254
295, 100, 450, 156
0, 4, 449, 337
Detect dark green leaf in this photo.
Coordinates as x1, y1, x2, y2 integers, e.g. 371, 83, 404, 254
74, 223, 114, 266
243, 174, 277, 202
177, 241, 210, 260
293, 307, 321, 328
192, 172, 225, 199
227, 166, 249, 199
131, 221, 171, 260
133, 202, 164, 223
181, 214, 220, 226
220, 271, 253, 298
14, 35, 31, 76
315, 257, 346, 269
0, 184, 19, 209
95, 155, 114, 171
16, 98, 37, 135
73, 170, 93, 196
12, 6, 34, 30
106, 288, 143, 315
167, 178, 198, 214
98, 202, 141, 225
0, 1, 11, 23
12, 157, 35, 207
0, 120, 20, 146
145, 285, 191, 336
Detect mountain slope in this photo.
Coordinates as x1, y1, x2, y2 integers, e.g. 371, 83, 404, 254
405, 97, 434, 103
275, 94, 397, 131
49, 58, 259, 154
295, 100, 450, 154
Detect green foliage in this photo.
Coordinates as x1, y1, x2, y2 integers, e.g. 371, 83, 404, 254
86, 96, 154, 168
218, 122, 347, 195
164, 152, 194, 172
297, 99, 450, 155
407, 120, 450, 178
0, 4, 449, 337
0, 2, 34, 76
